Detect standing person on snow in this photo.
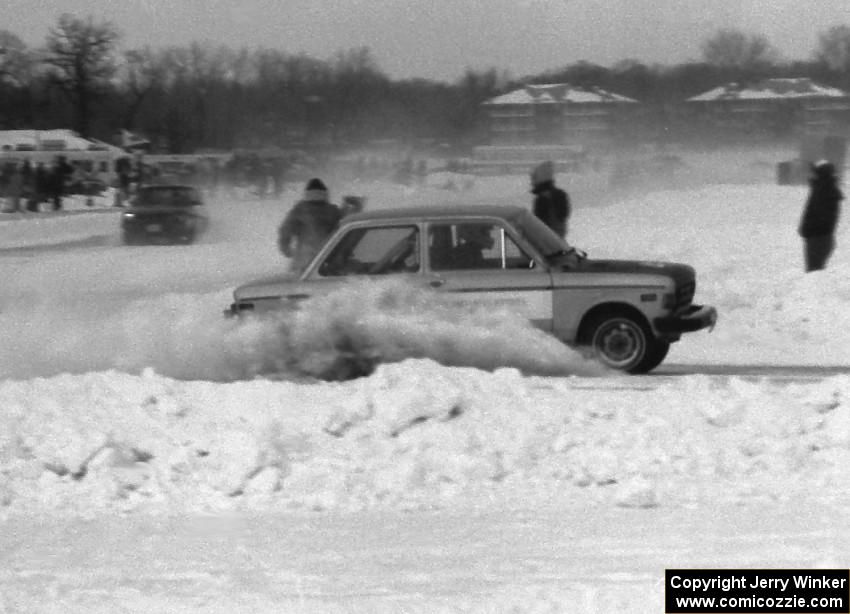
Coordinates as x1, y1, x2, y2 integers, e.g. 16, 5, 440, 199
6, 161, 24, 213
798, 159, 843, 272
530, 160, 571, 239
278, 178, 342, 274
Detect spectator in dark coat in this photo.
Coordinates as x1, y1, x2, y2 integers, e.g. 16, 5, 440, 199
6, 161, 24, 212
50, 155, 73, 211
115, 156, 133, 206
798, 160, 843, 272
29, 162, 48, 212
530, 160, 571, 238
20, 160, 34, 210
278, 178, 342, 273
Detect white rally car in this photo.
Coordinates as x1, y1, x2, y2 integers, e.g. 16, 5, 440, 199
226, 204, 716, 373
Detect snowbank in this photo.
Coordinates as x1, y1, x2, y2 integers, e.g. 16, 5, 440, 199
0, 190, 119, 249
2, 359, 849, 518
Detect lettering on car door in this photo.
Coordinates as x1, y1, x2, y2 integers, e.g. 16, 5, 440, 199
426, 220, 554, 329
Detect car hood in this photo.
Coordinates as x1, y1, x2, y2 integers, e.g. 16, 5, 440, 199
562, 258, 695, 285
233, 272, 329, 300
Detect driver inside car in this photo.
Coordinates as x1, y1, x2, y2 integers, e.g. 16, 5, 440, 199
450, 224, 496, 269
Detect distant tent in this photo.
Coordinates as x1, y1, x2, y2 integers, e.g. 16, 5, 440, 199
0, 129, 99, 151
87, 138, 127, 155
120, 129, 151, 151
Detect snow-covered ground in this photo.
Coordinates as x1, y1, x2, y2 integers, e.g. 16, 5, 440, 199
1, 147, 849, 612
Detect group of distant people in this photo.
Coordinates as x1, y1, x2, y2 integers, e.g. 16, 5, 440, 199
0, 155, 75, 212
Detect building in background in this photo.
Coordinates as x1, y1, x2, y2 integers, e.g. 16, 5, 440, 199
481, 83, 639, 147
475, 83, 640, 173
685, 78, 850, 140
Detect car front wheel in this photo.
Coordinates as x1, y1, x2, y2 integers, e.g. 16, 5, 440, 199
582, 313, 662, 373
639, 339, 670, 373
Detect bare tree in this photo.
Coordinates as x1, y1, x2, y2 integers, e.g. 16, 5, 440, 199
43, 13, 121, 137
118, 47, 161, 130
701, 29, 778, 71
0, 30, 34, 87
816, 25, 850, 73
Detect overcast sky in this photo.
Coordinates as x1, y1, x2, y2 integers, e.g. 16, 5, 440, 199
5, 0, 849, 82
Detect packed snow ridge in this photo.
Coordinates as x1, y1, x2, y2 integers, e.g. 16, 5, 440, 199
2, 356, 849, 517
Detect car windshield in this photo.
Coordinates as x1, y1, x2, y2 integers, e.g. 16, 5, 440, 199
510, 209, 572, 259
135, 187, 202, 207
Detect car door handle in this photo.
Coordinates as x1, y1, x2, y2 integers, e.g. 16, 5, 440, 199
429, 279, 445, 288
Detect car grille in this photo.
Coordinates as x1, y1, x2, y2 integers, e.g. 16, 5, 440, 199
676, 280, 695, 309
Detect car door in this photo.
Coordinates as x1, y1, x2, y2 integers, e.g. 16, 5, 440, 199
425, 219, 555, 331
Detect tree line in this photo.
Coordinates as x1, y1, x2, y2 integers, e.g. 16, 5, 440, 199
2, 15, 850, 153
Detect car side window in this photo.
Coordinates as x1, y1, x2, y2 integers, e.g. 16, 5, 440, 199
319, 225, 420, 276
429, 222, 535, 271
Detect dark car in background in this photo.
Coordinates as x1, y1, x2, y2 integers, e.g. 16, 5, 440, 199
121, 184, 208, 245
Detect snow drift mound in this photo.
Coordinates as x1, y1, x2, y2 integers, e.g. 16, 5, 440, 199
230, 278, 607, 380
0, 278, 604, 381
1, 360, 849, 516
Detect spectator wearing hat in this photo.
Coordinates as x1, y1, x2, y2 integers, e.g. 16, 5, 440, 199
798, 160, 843, 272
278, 177, 342, 273
530, 160, 571, 239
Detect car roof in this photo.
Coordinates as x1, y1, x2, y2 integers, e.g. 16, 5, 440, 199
343, 204, 526, 223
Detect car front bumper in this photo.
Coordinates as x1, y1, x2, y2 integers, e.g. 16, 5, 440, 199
224, 302, 247, 318
653, 304, 717, 334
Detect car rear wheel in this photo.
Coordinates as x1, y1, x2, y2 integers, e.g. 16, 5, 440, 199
581, 313, 663, 373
